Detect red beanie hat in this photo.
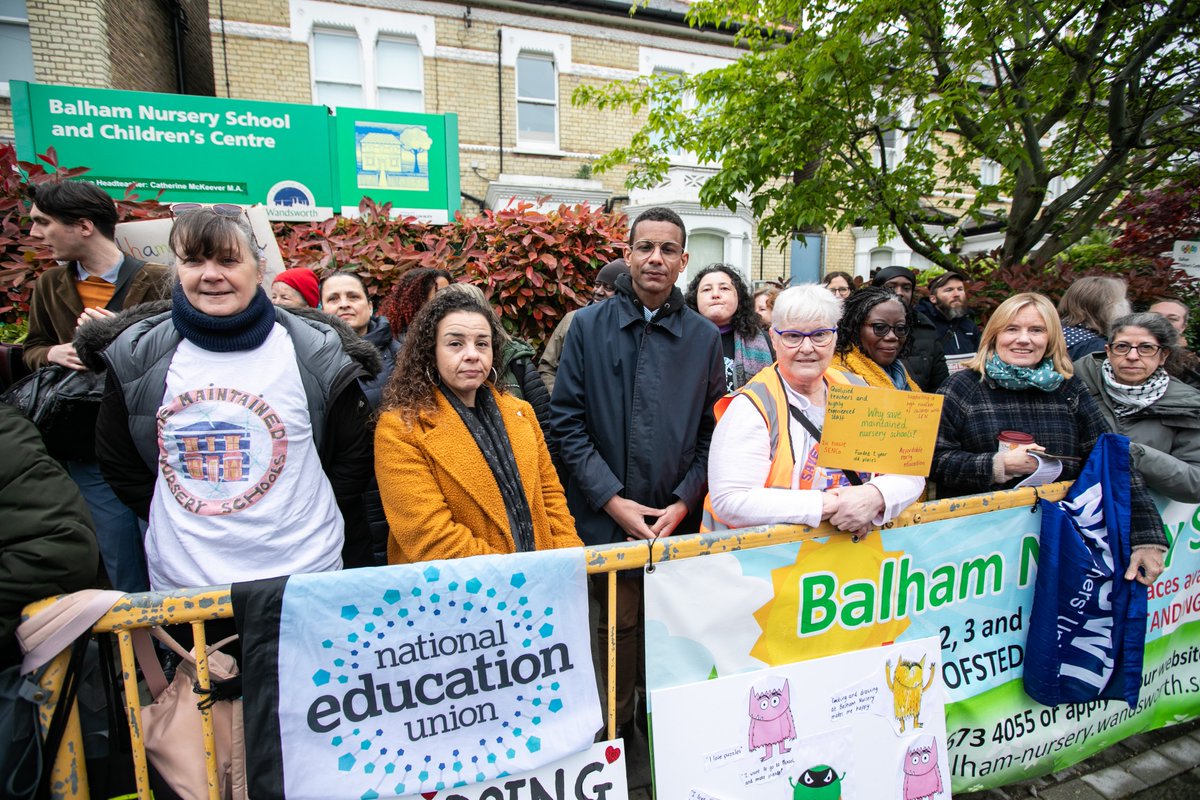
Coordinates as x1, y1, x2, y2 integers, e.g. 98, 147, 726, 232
273, 268, 320, 308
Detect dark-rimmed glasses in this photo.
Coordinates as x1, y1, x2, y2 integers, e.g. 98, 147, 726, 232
773, 327, 837, 348
1110, 341, 1165, 357
866, 322, 910, 339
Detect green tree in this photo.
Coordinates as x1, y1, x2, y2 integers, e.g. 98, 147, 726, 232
575, 0, 1200, 269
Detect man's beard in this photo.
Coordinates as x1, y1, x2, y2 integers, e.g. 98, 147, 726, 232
937, 302, 967, 320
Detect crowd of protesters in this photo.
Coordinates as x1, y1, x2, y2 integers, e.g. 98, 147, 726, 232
5, 183, 1200, 755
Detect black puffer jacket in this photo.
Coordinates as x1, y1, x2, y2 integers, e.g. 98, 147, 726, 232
903, 310, 951, 393
360, 316, 401, 409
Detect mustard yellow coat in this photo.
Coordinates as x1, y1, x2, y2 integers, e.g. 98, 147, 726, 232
375, 387, 581, 564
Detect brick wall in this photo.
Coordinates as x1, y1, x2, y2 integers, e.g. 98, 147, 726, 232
211, 37, 311, 103
105, 0, 181, 95
216, 0, 289, 26
29, 0, 113, 88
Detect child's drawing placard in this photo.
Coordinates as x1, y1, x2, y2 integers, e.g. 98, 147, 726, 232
649, 637, 949, 800
816, 385, 944, 476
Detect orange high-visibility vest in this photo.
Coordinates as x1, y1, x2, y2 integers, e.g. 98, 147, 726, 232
701, 364, 867, 532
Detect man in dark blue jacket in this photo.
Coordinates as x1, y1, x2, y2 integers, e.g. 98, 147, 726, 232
550, 206, 724, 735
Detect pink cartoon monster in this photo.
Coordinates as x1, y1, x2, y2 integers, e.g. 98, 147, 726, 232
902, 737, 944, 800
747, 679, 796, 761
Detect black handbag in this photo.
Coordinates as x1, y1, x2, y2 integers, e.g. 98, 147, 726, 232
0, 365, 106, 461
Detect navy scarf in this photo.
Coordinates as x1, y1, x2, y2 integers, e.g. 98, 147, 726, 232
171, 282, 276, 352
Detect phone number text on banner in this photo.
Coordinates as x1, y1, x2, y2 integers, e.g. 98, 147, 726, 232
644, 498, 1200, 792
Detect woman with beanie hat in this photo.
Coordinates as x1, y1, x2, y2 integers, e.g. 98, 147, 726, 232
271, 267, 321, 308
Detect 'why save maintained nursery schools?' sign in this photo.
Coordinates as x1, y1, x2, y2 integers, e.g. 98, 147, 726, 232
233, 549, 602, 800
9, 81, 460, 223
644, 496, 1200, 794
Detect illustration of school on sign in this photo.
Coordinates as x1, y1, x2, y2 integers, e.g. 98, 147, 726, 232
173, 421, 252, 483
355, 122, 433, 191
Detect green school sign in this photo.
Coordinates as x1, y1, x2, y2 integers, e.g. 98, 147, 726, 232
10, 82, 459, 223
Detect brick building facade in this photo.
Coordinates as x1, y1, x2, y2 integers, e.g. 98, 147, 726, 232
4, 0, 877, 283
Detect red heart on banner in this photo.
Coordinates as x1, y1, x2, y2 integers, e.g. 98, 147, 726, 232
421, 793, 437, 799
605, 745, 621, 764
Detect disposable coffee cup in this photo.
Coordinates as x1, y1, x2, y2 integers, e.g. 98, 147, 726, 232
997, 431, 1035, 452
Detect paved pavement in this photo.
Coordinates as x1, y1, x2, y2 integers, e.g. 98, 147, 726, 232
623, 717, 1200, 799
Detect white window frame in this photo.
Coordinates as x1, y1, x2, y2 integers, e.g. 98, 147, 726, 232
980, 157, 1001, 186
0, 0, 34, 99
639, 47, 733, 167
290, 0, 432, 112
501, 28, 570, 154
311, 27, 364, 108
515, 52, 558, 150
375, 34, 424, 113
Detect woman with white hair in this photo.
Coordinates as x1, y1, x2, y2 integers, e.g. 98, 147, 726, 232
703, 285, 925, 535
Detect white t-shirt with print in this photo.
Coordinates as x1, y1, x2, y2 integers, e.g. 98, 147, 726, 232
146, 324, 343, 590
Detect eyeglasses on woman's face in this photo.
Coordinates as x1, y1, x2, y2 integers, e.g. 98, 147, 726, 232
866, 322, 909, 339
1109, 341, 1164, 357
773, 327, 837, 348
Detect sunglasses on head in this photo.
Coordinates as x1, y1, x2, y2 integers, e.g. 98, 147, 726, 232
170, 203, 263, 252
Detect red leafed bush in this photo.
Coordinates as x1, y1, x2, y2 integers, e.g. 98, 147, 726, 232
0, 144, 168, 327
454, 200, 626, 349
276, 198, 626, 351
3, 145, 627, 349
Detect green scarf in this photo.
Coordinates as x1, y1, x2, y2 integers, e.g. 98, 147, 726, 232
984, 355, 1065, 392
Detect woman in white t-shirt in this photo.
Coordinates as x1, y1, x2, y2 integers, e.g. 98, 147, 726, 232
82, 206, 377, 590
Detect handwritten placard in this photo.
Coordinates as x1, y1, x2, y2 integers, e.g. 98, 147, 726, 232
816, 385, 944, 476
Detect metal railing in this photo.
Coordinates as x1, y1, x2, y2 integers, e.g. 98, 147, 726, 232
28, 482, 1068, 799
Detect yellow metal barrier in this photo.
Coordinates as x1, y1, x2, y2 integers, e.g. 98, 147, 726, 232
28, 482, 1069, 799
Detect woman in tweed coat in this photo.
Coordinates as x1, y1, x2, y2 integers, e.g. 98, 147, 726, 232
932, 293, 1166, 585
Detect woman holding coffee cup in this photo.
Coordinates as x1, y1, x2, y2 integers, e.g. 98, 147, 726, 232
931, 293, 1166, 584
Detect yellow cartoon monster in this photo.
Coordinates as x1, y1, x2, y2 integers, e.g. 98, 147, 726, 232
885, 656, 935, 732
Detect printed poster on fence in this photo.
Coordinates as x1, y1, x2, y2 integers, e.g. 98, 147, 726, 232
651, 637, 950, 799
234, 549, 601, 800
436, 740, 628, 800
644, 498, 1200, 793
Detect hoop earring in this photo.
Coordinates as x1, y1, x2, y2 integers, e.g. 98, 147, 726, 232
490, 367, 499, 384
425, 368, 436, 385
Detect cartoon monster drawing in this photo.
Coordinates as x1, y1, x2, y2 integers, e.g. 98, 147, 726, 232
885, 656, 935, 732
789, 765, 844, 799
902, 737, 944, 800
747, 679, 797, 761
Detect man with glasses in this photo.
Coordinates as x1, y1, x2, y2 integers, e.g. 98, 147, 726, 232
870, 265, 950, 392
550, 207, 724, 741
537, 258, 629, 394
22, 181, 170, 593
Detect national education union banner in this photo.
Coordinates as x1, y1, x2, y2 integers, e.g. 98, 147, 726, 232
234, 549, 601, 799
645, 498, 1200, 793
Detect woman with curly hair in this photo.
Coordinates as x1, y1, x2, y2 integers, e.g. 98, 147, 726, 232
374, 290, 580, 564
378, 267, 452, 346
832, 286, 922, 391
685, 264, 774, 393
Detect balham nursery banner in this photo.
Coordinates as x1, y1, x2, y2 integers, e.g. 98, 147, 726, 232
233, 549, 602, 799
645, 497, 1200, 795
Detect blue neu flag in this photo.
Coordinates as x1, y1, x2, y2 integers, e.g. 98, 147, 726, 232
1025, 433, 1148, 708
